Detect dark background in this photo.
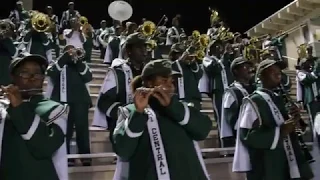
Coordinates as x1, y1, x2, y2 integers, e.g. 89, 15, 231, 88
2, 0, 293, 34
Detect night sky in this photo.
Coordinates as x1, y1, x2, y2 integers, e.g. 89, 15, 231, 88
2, 0, 294, 34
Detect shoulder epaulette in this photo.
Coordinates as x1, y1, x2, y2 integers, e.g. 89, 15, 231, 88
46, 104, 69, 126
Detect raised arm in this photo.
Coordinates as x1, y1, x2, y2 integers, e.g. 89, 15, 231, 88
46, 52, 69, 81
113, 106, 148, 160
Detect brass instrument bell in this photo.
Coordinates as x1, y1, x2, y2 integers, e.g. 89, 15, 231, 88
79, 16, 88, 26
31, 12, 52, 32
141, 21, 156, 37
297, 43, 308, 59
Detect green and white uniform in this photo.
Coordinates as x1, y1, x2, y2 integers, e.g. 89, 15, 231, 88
220, 82, 255, 139
233, 89, 313, 180
22, 30, 51, 60
0, 38, 18, 86
0, 96, 69, 180
113, 97, 211, 180
172, 60, 203, 110
202, 54, 234, 146
46, 52, 92, 154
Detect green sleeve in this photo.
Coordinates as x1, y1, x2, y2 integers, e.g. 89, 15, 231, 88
224, 101, 238, 129
113, 107, 148, 160
297, 71, 318, 85
76, 62, 93, 83
189, 62, 203, 81
164, 98, 212, 140
1, 38, 16, 56
7, 103, 65, 159
40, 32, 50, 48
46, 54, 68, 81
22, 31, 32, 43
240, 125, 283, 150
97, 87, 121, 121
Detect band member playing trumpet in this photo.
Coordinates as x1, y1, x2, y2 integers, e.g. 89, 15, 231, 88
60, 2, 80, 31
112, 59, 211, 180
46, 46, 92, 166
203, 40, 234, 150
166, 15, 186, 46
0, 19, 17, 86
0, 54, 68, 180
171, 44, 203, 110
220, 57, 255, 147
63, 18, 86, 50
233, 59, 314, 180
21, 13, 51, 60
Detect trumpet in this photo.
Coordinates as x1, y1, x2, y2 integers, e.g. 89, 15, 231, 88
68, 47, 86, 63
79, 16, 88, 26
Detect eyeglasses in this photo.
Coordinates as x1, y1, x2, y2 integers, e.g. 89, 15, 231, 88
17, 72, 45, 80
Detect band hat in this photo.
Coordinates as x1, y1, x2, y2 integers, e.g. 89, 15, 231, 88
256, 59, 279, 76
10, 54, 48, 74
125, 32, 147, 45
230, 57, 252, 71
16, 1, 23, 5
141, 59, 181, 80
68, 2, 74, 5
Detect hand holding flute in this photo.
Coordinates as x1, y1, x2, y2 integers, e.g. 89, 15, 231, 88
0, 85, 23, 107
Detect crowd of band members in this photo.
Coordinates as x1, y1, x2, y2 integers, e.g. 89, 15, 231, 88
1, 0, 320, 179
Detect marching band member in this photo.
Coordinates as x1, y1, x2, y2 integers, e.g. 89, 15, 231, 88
113, 59, 211, 180
166, 15, 186, 46
92, 32, 148, 144
46, 46, 92, 166
203, 40, 234, 148
83, 23, 95, 63
103, 25, 123, 64
0, 54, 68, 180
46, 6, 60, 57
8, 1, 29, 30
98, 20, 121, 60
168, 43, 184, 61
63, 18, 86, 49
21, 17, 51, 60
171, 46, 203, 110
233, 59, 314, 180
220, 57, 255, 148
95, 20, 108, 59
59, 2, 80, 31
297, 58, 320, 133
0, 20, 17, 86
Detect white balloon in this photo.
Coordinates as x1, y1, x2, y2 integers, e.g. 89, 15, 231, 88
108, 1, 133, 22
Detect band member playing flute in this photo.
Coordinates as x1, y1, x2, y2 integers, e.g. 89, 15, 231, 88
113, 59, 211, 180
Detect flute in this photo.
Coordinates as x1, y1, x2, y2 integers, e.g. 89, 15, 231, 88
136, 87, 176, 95
0, 88, 43, 96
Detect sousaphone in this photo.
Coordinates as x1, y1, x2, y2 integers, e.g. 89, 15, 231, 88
108, 1, 133, 22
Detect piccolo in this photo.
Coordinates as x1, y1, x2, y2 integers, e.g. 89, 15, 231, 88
0, 88, 43, 96
136, 87, 176, 95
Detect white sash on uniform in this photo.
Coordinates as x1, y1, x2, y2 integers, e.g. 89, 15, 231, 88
220, 82, 248, 139
233, 90, 301, 178
113, 106, 209, 180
